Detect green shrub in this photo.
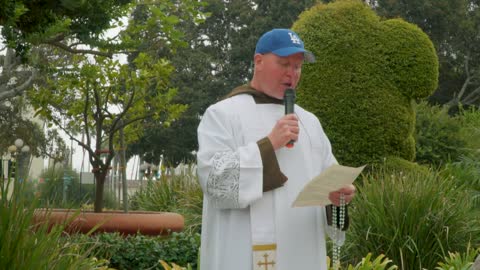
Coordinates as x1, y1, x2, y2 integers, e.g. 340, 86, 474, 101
458, 106, 480, 154
72, 231, 200, 270
344, 253, 398, 270
345, 169, 480, 269
415, 101, 467, 166
442, 156, 480, 208
130, 169, 203, 233
0, 178, 107, 270
292, 0, 438, 167
435, 245, 479, 270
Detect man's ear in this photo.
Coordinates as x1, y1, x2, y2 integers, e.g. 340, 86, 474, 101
253, 53, 264, 71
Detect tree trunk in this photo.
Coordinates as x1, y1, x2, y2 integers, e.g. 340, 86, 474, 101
120, 124, 128, 213
94, 172, 106, 212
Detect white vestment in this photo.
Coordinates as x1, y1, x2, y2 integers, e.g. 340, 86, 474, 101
197, 94, 340, 270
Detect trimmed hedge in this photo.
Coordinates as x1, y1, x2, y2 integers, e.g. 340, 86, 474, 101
71, 232, 200, 270
292, 0, 438, 166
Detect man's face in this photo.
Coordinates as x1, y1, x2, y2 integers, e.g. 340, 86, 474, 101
255, 52, 304, 99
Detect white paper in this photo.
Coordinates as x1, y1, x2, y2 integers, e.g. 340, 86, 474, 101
292, 164, 365, 207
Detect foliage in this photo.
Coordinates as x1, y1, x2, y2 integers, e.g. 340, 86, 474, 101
369, 0, 480, 107
442, 156, 480, 207
37, 166, 118, 209
0, 0, 205, 104
340, 253, 398, 270
0, 0, 132, 58
129, 168, 203, 233
458, 106, 480, 152
160, 260, 193, 270
435, 245, 480, 270
327, 253, 398, 270
369, 156, 430, 177
345, 168, 480, 269
414, 101, 468, 165
71, 231, 200, 270
292, 0, 438, 166
0, 177, 109, 269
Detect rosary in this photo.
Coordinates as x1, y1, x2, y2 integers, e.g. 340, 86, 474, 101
332, 193, 346, 270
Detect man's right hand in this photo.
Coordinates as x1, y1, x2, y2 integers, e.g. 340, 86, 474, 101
268, 114, 299, 150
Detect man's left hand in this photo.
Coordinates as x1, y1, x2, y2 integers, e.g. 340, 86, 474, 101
328, 184, 356, 206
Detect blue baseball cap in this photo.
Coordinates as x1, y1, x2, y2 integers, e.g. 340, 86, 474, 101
255, 28, 315, 63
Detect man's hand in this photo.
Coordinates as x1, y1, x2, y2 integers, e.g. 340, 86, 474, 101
329, 184, 356, 206
268, 114, 299, 150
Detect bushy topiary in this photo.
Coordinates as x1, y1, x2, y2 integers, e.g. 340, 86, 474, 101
292, 0, 438, 166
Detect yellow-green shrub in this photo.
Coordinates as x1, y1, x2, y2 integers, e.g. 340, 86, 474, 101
292, 0, 438, 166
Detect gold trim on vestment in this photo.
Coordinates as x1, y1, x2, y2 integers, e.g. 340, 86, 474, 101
252, 244, 277, 251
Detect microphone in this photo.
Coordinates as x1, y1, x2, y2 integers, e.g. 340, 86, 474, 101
283, 88, 296, 148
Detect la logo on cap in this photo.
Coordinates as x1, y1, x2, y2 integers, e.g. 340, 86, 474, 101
288, 32, 301, 45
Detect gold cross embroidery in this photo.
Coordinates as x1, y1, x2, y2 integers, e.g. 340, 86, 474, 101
257, 253, 275, 270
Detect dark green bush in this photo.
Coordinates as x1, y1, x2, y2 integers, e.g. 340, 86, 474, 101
414, 101, 467, 166
72, 231, 200, 270
345, 169, 480, 269
292, 0, 438, 166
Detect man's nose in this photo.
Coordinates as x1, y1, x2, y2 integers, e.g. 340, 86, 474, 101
285, 65, 299, 77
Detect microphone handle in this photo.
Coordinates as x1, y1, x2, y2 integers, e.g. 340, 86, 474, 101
284, 89, 295, 148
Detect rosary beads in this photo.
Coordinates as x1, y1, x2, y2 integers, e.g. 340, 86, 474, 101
332, 193, 345, 270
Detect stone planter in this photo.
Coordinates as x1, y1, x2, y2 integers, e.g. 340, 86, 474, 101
33, 209, 184, 236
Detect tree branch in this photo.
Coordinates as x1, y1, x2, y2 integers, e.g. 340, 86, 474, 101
83, 82, 92, 164
46, 41, 113, 58
110, 79, 136, 136
448, 54, 473, 105
114, 112, 156, 133
0, 70, 36, 101
461, 85, 480, 105
50, 117, 96, 160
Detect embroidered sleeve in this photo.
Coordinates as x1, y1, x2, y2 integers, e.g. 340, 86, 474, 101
206, 151, 241, 209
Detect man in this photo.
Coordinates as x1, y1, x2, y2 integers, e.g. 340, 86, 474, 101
197, 28, 355, 270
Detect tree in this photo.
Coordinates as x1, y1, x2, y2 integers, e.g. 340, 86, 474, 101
5, 0, 206, 212
367, 0, 480, 108
0, 0, 134, 102
29, 53, 186, 212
